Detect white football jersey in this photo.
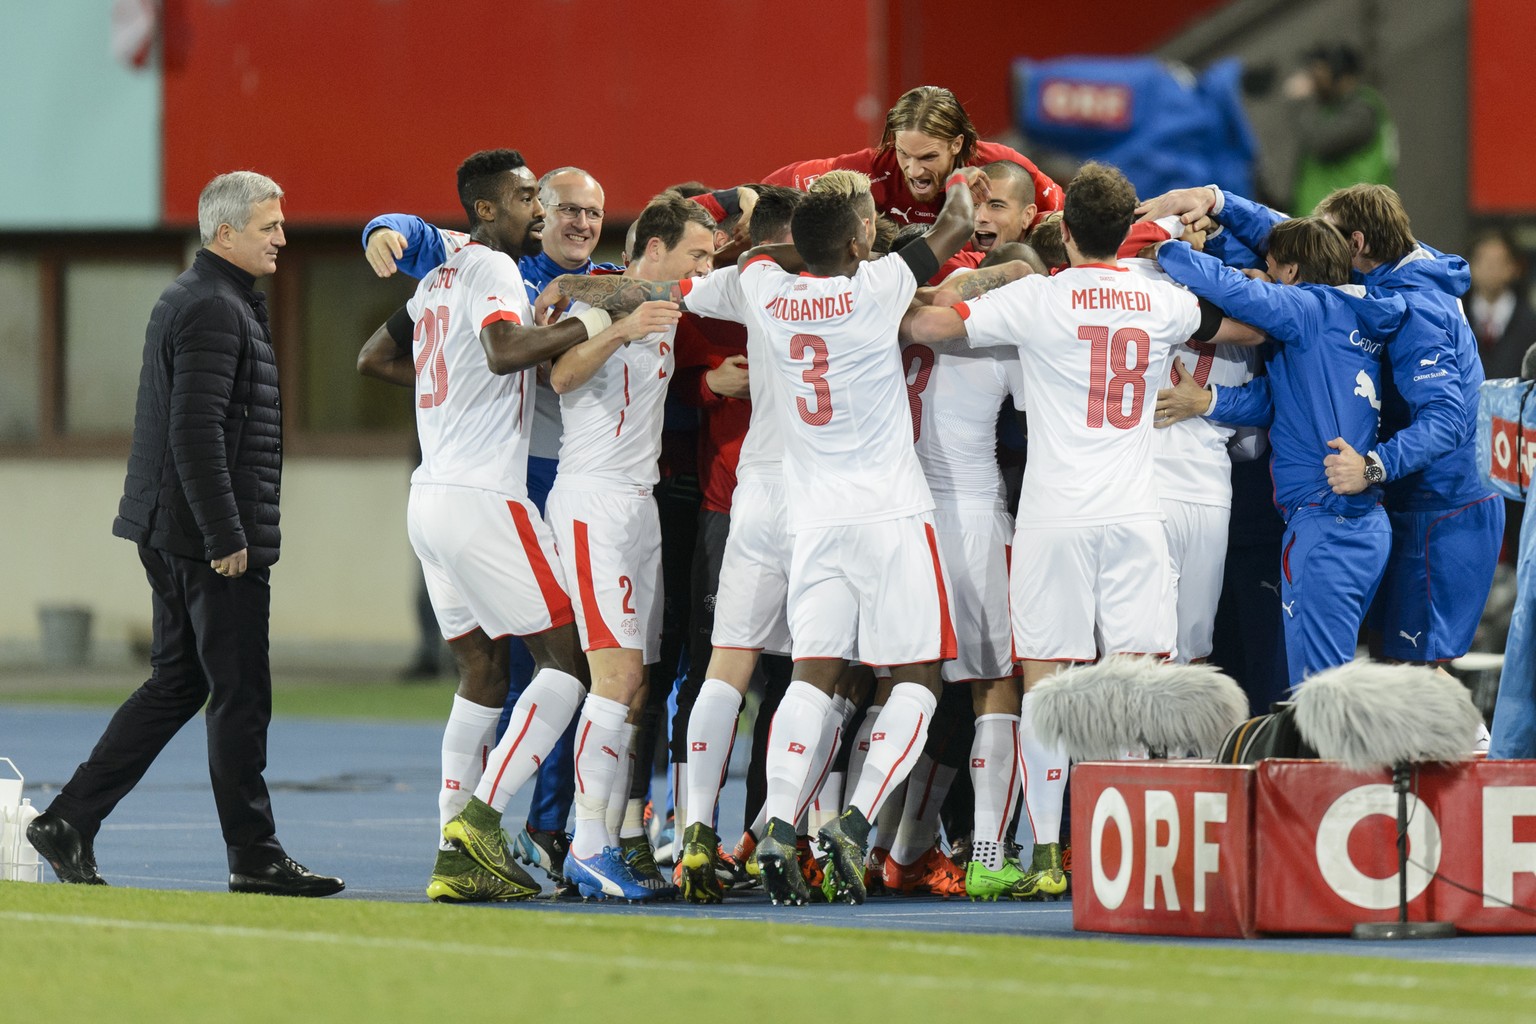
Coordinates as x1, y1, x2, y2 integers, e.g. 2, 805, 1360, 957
903, 342, 1025, 510
680, 266, 784, 483
959, 263, 1203, 526
1122, 258, 1256, 508
738, 254, 935, 532
406, 242, 536, 495
555, 300, 675, 488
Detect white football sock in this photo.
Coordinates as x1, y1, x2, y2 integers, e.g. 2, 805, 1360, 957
971, 714, 1021, 853
473, 669, 585, 813
604, 723, 637, 843
848, 683, 937, 820
570, 693, 630, 860
889, 753, 956, 865
1019, 691, 1069, 846
621, 798, 647, 841
793, 699, 845, 829
808, 770, 844, 836
439, 695, 502, 851
873, 780, 906, 851
845, 704, 881, 791
763, 681, 833, 825
684, 679, 742, 830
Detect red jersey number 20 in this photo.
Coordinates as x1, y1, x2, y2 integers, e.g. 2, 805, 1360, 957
1081, 325, 1150, 429
791, 333, 833, 426
414, 306, 451, 409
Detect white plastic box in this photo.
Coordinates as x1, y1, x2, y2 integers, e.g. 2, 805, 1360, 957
0, 758, 44, 882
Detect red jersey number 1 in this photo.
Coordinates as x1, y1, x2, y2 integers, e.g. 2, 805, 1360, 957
1082, 325, 1150, 429
414, 305, 451, 408
791, 333, 833, 426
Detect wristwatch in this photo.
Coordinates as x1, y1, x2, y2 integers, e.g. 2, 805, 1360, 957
1363, 451, 1386, 485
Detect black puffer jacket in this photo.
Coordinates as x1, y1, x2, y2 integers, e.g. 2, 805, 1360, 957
113, 249, 283, 566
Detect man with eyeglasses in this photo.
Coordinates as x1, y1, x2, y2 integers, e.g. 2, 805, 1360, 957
363, 167, 622, 889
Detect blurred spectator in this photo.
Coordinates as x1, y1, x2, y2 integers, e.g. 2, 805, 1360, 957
1468, 229, 1536, 382
1286, 44, 1397, 216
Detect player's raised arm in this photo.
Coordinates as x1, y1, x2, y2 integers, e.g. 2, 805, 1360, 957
549, 301, 683, 393
916, 166, 986, 267
927, 260, 1034, 307
357, 305, 415, 387
537, 274, 685, 318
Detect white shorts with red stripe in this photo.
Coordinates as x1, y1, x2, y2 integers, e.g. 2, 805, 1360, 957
1161, 497, 1230, 663
1011, 517, 1176, 662
787, 513, 957, 666
934, 505, 1016, 682
545, 481, 662, 662
712, 477, 792, 655
406, 483, 573, 640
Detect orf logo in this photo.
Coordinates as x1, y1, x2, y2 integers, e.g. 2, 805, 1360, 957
1489, 416, 1536, 487
1314, 785, 1442, 910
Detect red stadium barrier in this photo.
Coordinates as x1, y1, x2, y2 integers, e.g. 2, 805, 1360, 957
1072, 759, 1536, 937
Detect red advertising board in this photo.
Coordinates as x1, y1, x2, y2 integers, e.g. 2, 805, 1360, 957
1254, 759, 1536, 935
1072, 762, 1256, 938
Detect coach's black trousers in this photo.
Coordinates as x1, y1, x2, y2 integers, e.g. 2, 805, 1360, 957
49, 545, 285, 873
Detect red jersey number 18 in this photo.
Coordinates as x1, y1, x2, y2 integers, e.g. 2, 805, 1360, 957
791, 333, 833, 426
1082, 325, 1150, 429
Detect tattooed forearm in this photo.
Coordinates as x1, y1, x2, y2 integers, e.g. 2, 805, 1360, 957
555, 275, 681, 314
948, 263, 1025, 300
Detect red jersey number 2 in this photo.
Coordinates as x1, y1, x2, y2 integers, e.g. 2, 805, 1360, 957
415, 305, 451, 408
791, 333, 833, 426
1082, 325, 1150, 429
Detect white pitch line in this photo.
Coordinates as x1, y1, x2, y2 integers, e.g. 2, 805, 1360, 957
0, 910, 1501, 1018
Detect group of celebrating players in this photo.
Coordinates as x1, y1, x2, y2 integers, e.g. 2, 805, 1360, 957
355, 85, 1499, 907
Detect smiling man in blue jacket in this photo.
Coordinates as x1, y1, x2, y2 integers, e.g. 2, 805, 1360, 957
1143, 183, 1500, 673
1153, 217, 1407, 685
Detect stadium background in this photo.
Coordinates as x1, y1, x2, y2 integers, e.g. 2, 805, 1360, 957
0, 0, 1528, 668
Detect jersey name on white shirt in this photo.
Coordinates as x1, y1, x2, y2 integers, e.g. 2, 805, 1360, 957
555, 300, 675, 488
738, 254, 935, 532
682, 266, 784, 482
960, 263, 1203, 526
1122, 258, 1256, 507
904, 342, 1025, 510
406, 242, 536, 495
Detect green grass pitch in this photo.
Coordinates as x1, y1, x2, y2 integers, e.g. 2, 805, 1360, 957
3, 883, 1536, 1023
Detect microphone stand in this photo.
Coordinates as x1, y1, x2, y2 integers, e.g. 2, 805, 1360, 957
1351, 764, 1456, 940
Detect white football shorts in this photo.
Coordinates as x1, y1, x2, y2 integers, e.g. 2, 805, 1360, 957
407, 483, 573, 641
546, 482, 662, 662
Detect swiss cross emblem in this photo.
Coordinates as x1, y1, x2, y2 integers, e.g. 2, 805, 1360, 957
444, 779, 460, 790
1047, 768, 1062, 781
691, 741, 708, 752
788, 741, 807, 754
971, 758, 986, 768
872, 732, 886, 742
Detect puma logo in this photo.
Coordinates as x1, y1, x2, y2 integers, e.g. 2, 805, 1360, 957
1399, 630, 1422, 648
1281, 600, 1296, 617
1354, 370, 1381, 411
1259, 580, 1280, 594
1419, 354, 1440, 368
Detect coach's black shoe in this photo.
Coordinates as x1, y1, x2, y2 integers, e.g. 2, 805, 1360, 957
27, 812, 107, 886
230, 857, 345, 897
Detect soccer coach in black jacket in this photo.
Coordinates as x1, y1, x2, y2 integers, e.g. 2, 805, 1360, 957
27, 171, 343, 897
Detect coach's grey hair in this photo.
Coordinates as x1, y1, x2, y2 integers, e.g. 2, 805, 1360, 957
537, 166, 602, 211
198, 171, 284, 246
